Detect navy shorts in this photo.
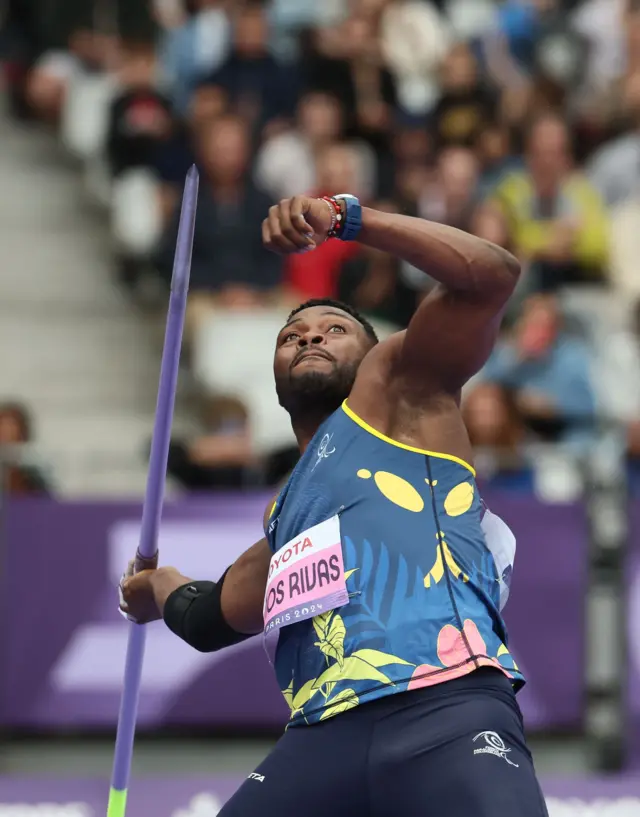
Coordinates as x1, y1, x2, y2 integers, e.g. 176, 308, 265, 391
220, 669, 549, 817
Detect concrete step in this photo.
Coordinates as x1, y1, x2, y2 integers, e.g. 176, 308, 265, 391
0, 103, 197, 496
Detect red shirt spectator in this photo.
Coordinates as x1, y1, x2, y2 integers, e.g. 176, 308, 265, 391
286, 238, 360, 300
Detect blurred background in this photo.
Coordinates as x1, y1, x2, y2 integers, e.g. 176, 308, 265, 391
0, 0, 638, 813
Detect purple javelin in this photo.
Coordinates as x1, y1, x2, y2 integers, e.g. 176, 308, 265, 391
107, 165, 199, 817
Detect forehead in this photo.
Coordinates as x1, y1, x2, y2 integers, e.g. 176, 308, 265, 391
282, 306, 360, 331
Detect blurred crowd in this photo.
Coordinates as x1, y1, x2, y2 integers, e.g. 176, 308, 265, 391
3, 0, 640, 498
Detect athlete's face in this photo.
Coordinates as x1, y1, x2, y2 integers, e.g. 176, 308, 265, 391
274, 306, 373, 417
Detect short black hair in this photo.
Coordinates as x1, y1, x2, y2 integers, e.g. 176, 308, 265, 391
287, 298, 379, 344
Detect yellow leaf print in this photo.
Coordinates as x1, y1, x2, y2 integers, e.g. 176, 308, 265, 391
424, 537, 469, 587
324, 681, 336, 699
314, 613, 346, 667
497, 644, 519, 671
313, 654, 393, 690
319, 688, 359, 721
282, 680, 293, 710
312, 611, 332, 642
344, 568, 358, 581
351, 649, 414, 668
290, 678, 321, 714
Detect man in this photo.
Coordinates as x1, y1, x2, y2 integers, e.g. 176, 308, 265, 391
155, 113, 283, 336
478, 293, 596, 452
492, 113, 609, 292
122, 194, 549, 816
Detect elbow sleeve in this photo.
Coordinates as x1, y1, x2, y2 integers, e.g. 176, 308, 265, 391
162, 568, 252, 652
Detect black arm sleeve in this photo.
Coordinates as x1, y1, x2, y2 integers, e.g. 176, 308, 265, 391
162, 568, 252, 653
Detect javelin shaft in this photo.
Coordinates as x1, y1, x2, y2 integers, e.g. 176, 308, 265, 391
107, 165, 199, 817
138, 165, 198, 561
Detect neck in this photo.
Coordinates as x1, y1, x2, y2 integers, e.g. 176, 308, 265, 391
291, 408, 334, 453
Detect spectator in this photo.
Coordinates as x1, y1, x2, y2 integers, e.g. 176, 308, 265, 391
398, 146, 480, 296
418, 146, 480, 232
105, 42, 174, 179
462, 383, 535, 491
431, 43, 497, 149
155, 113, 283, 337
384, 125, 432, 203
303, 13, 397, 156
337, 200, 418, 329
255, 91, 345, 200
0, 402, 51, 495
588, 107, 640, 208
152, 80, 229, 226
492, 113, 609, 291
571, 0, 626, 96
475, 119, 523, 197
484, 0, 559, 80
25, 27, 113, 123
579, 0, 640, 137
106, 41, 176, 287
479, 293, 596, 450
379, 0, 451, 116
158, 0, 231, 116
205, 1, 298, 135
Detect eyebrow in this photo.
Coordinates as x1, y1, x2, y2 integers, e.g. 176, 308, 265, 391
282, 310, 357, 330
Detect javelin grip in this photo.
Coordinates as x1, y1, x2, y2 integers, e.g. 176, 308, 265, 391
107, 165, 199, 817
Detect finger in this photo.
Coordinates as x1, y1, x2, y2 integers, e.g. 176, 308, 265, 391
279, 198, 315, 249
262, 217, 277, 253
290, 196, 314, 236
269, 203, 309, 253
118, 606, 138, 623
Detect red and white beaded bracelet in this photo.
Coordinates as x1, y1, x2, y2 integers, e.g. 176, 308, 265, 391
320, 196, 344, 238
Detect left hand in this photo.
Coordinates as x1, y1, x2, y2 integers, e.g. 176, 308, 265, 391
262, 196, 335, 255
118, 552, 159, 622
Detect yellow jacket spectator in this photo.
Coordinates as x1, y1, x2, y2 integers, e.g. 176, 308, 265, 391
492, 114, 609, 291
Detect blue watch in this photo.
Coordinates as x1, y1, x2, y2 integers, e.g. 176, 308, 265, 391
333, 194, 362, 242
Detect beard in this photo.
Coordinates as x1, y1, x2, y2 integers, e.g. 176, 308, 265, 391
276, 360, 360, 421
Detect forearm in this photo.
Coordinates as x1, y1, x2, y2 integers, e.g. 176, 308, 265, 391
149, 566, 193, 617
159, 539, 270, 652
357, 208, 520, 297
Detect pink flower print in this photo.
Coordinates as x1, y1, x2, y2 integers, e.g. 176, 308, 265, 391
408, 619, 511, 691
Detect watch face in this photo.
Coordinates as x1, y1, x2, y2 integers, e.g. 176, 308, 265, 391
334, 194, 357, 201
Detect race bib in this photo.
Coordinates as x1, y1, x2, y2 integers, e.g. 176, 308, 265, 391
263, 516, 349, 661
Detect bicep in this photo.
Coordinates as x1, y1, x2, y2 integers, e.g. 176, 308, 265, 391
220, 538, 271, 635
397, 285, 508, 392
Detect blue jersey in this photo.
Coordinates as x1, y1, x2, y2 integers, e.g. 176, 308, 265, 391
265, 401, 524, 726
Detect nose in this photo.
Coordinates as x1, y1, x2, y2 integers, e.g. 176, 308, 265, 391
297, 332, 324, 348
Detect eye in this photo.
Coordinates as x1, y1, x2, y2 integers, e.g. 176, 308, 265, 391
328, 325, 346, 334
282, 332, 299, 343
